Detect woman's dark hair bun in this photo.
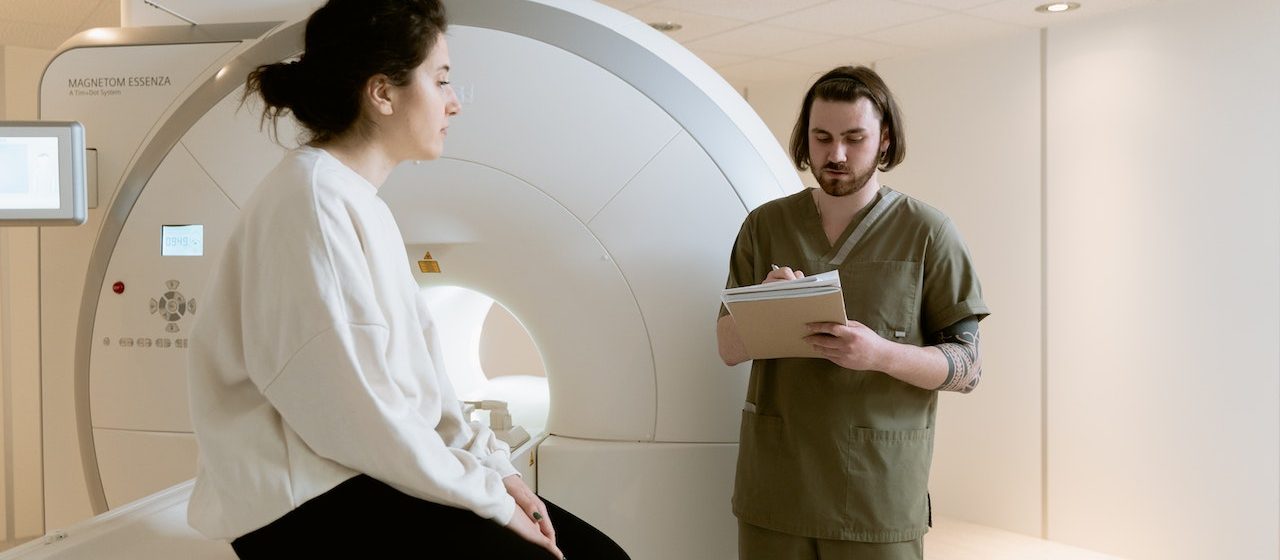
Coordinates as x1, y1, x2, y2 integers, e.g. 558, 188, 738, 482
250, 59, 308, 112
244, 59, 316, 143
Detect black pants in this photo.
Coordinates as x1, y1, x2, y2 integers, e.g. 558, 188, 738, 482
231, 474, 631, 559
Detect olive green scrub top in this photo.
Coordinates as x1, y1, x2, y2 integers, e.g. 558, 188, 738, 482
721, 186, 989, 543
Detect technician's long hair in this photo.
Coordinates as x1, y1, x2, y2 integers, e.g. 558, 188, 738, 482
243, 0, 448, 145
789, 66, 907, 173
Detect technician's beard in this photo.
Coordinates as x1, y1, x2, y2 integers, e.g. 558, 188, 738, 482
813, 163, 875, 197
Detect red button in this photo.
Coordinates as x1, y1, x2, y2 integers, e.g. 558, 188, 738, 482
112, 282, 125, 294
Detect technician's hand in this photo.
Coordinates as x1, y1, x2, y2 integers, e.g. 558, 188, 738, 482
805, 320, 886, 371
503, 474, 561, 557
763, 266, 804, 284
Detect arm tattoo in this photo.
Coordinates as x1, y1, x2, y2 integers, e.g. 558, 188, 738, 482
932, 318, 981, 393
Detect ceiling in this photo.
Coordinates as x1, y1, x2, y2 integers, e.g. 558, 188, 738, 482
0, 0, 120, 51
600, 0, 1159, 83
1, 0, 1159, 84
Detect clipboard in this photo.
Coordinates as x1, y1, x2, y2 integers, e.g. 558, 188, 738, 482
722, 271, 847, 359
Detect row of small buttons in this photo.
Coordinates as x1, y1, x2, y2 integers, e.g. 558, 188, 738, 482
102, 337, 189, 349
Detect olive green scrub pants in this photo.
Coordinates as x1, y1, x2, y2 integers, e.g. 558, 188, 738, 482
739, 521, 924, 560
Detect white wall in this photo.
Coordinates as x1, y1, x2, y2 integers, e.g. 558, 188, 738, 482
480, 303, 547, 379
0, 49, 6, 113
4, 47, 49, 119
735, 0, 1280, 558
740, 80, 816, 189
0, 46, 7, 545
1045, 0, 1279, 558
1, 45, 55, 544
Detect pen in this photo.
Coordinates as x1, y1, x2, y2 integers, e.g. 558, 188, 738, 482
771, 264, 780, 271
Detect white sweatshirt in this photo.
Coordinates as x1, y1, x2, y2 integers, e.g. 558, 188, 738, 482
187, 146, 518, 540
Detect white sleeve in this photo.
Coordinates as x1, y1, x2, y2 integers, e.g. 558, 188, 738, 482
260, 322, 518, 523
416, 297, 521, 479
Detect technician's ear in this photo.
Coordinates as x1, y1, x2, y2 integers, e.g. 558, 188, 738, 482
365, 74, 395, 116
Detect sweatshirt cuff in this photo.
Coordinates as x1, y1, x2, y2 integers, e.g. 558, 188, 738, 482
483, 450, 520, 479
493, 493, 518, 525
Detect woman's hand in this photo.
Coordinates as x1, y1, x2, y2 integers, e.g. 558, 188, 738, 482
505, 506, 563, 559
503, 474, 562, 558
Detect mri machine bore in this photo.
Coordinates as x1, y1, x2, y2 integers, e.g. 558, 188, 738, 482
28, 1, 799, 558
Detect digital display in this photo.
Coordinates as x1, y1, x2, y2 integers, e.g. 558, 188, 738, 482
162, 224, 203, 256
0, 136, 61, 210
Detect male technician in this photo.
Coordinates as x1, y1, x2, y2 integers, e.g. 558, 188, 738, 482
717, 65, 989, 560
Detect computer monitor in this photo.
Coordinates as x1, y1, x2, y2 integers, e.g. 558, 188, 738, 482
0, 121, 87, 226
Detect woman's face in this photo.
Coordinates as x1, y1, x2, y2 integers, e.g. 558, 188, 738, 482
390, 36, 460, 162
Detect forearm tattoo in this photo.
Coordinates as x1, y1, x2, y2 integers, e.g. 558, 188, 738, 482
932, 318, 981, 393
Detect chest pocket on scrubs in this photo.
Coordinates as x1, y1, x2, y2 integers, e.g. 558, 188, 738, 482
839, 260, 920, 342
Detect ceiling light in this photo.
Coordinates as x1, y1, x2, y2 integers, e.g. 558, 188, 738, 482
1035, 2, 1081, 13
648, 21, 683, 33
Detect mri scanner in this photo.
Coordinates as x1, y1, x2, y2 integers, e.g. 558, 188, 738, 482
20, 0, 799, 558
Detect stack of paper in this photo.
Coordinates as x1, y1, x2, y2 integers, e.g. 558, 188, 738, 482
722, 270, 847, 359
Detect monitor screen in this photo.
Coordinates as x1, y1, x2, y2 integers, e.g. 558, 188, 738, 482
0, 121, 87, 226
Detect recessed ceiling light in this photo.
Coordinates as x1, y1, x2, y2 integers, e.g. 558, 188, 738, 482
648, 21, 683, 33
1035, 2, 1081, 13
